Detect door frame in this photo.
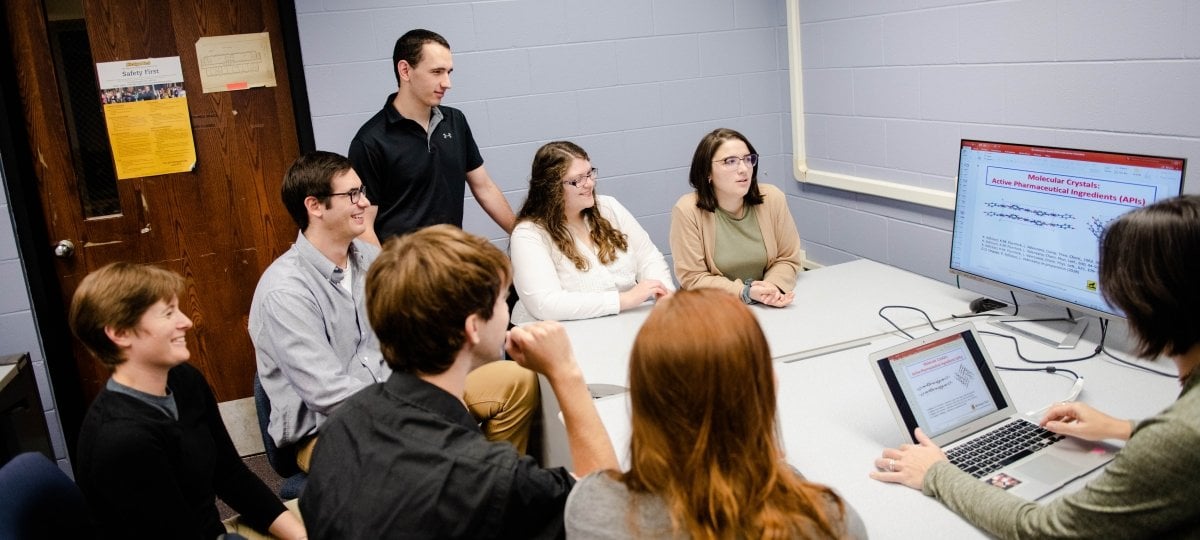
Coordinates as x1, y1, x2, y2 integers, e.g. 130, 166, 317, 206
0, 0, 316, 462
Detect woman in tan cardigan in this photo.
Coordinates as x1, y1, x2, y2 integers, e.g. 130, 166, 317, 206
669, 128, 803, 307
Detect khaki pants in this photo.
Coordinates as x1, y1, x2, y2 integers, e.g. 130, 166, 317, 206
295, 436, 318, 474
464, 360, 540, 454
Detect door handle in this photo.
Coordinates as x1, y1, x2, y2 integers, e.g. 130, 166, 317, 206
53, 239, 75, 259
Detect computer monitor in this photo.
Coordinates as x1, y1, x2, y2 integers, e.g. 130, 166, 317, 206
950, 140, 1186, 348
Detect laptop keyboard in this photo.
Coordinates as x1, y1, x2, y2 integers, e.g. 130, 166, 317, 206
945, 419, 1066, 478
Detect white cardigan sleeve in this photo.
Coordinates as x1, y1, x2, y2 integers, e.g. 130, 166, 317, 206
509, 222, 621, 322
607, 198, 675, 291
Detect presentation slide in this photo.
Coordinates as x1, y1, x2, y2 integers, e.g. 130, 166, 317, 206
894, 339, 996, 436
972, 168, 1149, 291
951, 142, 1184, 315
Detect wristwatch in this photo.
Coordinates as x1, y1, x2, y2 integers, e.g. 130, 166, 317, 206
741, 278, 755, 305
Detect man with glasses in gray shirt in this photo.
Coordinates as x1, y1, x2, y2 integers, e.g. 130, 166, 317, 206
250, 151, 538, 473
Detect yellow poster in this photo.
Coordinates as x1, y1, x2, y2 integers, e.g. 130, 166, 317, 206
96, 57, 196, 179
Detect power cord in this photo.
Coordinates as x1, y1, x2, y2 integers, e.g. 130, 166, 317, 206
877, 304, 1097, 378
879, 303, 1181, 380
876, 305, 940, 339
1094, 319, 1177, 378
994, 364, 1080, 380
976, 329, 1100, 364
878, 301, 1185, 424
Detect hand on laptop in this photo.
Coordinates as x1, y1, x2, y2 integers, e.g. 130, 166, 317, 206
870, 428, 948, 491
1039, 402, 1134, 442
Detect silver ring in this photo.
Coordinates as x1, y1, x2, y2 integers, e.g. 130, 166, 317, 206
888, 458, 896, 472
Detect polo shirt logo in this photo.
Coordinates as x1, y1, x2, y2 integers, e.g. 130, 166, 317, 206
442, 133, 452, 139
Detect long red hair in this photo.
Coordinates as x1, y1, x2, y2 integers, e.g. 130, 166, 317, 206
623, 289, 845, 539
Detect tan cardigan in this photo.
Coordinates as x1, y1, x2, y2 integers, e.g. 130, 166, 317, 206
669, 183, 803, 295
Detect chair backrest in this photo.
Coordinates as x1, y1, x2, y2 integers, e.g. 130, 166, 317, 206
253, 374, 302, 478
0, 452, 94, 538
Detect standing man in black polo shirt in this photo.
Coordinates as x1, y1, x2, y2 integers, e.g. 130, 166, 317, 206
350, 29, 515, 244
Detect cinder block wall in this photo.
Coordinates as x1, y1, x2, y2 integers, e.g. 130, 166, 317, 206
297, 0, 795, 261
0, 170, 70, 474
7, 2, 1200, 473
300, 0, 1199, 287
794, 0, 1200, 281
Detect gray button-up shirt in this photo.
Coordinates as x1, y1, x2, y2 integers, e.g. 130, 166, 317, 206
249, 232, 389, 447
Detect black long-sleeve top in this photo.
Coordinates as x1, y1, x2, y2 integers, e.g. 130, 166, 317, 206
76, 363, 285, 539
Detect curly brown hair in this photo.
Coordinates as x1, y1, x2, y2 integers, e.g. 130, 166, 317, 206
516, 141, 628, 271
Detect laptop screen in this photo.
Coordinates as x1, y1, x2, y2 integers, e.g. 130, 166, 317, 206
875, 328, 1010, 439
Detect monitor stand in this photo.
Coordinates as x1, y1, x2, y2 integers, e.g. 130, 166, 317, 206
989, 309, 1089, 349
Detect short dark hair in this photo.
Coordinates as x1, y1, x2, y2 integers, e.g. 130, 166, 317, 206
687, 128, 764, 212
281, 151, 353, 231
392, 29, 450, 87
366, 225, 511, 375
69, 262, 186, 369
1099, 194, 1200, 359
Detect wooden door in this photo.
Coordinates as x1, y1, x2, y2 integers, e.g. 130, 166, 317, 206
4, 0, 300, 406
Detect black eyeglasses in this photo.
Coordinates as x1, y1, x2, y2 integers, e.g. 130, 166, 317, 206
328, 187, 365, 204
563, 168, 598, 188
713, 154, 759, 170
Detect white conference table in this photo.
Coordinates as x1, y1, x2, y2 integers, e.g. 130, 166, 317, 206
555, 259, 1180, 538
592, 330, 1177, 538
560, 259, 981, 387
540, 259, 978, 466
540, 259, 1185, 537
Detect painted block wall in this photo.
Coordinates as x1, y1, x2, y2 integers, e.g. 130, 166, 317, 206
5, 0, 1194, 478
0, 164, 72, 476
296, 0, 795, 263
795, 0, 1200, 284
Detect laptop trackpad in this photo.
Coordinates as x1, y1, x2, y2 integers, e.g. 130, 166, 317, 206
1012, 453, 1074, 484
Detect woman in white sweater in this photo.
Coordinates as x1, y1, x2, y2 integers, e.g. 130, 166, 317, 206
510, 141, 674, 324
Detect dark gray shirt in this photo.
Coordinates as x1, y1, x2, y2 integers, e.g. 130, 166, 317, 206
106, 377, 178, 420
301, 370, 576, 539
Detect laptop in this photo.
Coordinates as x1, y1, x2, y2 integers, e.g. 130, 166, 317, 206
868, 322, 1117, 500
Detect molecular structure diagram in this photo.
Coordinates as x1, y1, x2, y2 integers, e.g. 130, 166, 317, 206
983, 202, 1075, 230
1087, 216, 1116, 239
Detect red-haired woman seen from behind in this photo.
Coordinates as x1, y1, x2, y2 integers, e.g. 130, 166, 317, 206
564, 288, 866, 539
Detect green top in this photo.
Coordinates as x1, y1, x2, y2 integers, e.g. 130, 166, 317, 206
924, 373, 1200, 538
713, 204, 767, 282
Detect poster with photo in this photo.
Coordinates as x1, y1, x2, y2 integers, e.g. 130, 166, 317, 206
95, 56, 196, 179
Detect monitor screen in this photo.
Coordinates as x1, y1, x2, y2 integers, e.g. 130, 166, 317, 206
950, 140, 1186, 319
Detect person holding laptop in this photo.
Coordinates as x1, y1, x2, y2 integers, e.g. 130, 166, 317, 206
565, 288, 866, 538
510, 141, 674, 323
669, 128, 803, 307
871, 194, 1200, 537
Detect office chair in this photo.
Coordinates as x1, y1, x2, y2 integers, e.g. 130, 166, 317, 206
252, 374, 307, 500
0, 452, 94, 538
